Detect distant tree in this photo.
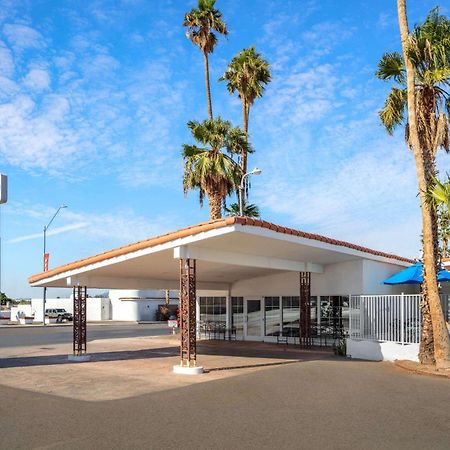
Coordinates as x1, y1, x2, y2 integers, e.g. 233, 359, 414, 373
184, 0, 228, 120
225, 201, 260, 218
182, 118, 249, 220
0, 292, 12, 305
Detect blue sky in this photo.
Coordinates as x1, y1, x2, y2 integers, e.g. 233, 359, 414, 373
0, 0, 447, 298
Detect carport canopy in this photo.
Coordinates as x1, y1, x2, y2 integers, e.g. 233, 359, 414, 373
29, 217, 412, 291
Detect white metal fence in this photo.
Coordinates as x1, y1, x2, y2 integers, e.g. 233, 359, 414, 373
349, 294, 450, 344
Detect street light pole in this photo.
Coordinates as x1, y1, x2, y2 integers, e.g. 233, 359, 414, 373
238, 168, 262, 216
42, 205, 67, 325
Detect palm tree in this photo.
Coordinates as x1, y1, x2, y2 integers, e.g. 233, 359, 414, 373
385, 2, 450, 366
219, 46, 271, 174
429, 177, 450, 257
184, 0, 228, 120
225, 201, 260, 218
182, 118, 250, 220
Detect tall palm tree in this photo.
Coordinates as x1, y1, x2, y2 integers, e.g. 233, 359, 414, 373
385, 2, 450, 366
182, 118, 250, 220
219, 46, 271, 174
184, 0, 228, 120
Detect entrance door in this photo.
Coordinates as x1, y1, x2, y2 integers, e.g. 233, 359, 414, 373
245, 299, 263, 340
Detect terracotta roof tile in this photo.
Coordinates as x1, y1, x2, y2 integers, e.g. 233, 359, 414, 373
28, 216, 413, 284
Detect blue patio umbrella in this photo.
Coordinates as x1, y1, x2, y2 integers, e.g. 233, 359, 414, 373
383, 261, 450, 285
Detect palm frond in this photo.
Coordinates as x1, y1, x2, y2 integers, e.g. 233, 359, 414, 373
375, 52, 406, 84
379, 87, 408, 135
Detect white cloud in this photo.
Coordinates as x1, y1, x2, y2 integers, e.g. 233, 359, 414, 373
255, 135, 421, 258
0, 40, 14, 76
7, 222, 88, 244
8, 202, 178, 247
0, 94, 83, 173
3, 23, 46, 50
23, 68, 50, 91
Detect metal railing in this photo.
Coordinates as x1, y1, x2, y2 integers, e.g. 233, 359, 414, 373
349, 294, 450, 344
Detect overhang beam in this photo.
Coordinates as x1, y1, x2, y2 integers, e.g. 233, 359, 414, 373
173, 246, 323, 274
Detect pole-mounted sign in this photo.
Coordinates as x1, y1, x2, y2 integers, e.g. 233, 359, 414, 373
0, 174, 7, 204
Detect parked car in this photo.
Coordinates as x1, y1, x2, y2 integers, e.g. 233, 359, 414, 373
45, 308, 73, 322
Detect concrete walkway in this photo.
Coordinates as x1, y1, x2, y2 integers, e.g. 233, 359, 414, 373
0, 335, 334, 401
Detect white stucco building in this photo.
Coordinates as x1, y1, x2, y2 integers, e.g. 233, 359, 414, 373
29, 217, 416, 358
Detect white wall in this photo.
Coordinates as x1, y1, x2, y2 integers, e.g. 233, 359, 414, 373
31, 297, 110, 322
362, 260, 419, 295
109, 290, 178, 321
230, 259, 411, 297
347, 339, 419, 362
31, 298, 73, 322
85, 298, 111, 321
10, 305, 33, 321
231, 260, 364, 297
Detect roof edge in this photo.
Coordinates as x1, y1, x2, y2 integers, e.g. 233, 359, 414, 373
29, 216, 414, 285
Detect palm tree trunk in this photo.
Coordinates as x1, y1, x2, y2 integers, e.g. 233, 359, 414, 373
208, 191, 222, 220
397, 0, 450, 367
241, 101, 248, 174
203, 51, 213, 121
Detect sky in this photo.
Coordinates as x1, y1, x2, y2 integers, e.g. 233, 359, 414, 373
0, 0, 448, 298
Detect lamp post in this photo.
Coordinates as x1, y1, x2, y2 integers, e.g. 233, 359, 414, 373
42, 205, 67, 325
238, 167, 262, 216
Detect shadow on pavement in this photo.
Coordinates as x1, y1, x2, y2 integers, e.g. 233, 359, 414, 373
0, 340, 348, 371
198, 340, 335, 360
0, 346, 180, 368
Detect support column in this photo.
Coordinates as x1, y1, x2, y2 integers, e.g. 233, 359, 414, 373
174, 258, 203, 375
299, 272, 312, 347
71, 286, 87, 358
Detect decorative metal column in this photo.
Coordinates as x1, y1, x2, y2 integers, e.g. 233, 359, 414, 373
179, 259, 197, 367
299, 272, 312, 347
73, 286, 87, 356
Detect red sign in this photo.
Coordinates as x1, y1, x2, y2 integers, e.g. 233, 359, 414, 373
44, 253, 49, 272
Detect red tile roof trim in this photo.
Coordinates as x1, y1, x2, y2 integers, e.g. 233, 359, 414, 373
28, 216, 414, 284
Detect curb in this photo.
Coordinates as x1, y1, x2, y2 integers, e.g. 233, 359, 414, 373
394, 360, 450, 379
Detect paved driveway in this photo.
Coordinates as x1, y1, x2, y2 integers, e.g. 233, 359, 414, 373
0, 330, 449, 449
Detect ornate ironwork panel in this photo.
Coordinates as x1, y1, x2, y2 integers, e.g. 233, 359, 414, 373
179, 259, 197, 367
73, 286, 87, 355
299, 272, 312, 347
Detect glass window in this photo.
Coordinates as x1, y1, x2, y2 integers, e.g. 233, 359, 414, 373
231, 297, 243, 336
282, 296, 299, 337
264, 297, 281, 336
199, 297, 226, 324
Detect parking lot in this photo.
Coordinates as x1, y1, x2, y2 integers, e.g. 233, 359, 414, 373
0, 321, 171, 348
1, 323, 450, 449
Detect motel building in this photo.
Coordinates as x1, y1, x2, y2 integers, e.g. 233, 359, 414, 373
28, 217, 426, 375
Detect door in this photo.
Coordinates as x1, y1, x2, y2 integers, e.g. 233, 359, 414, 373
245, 299, 263, 340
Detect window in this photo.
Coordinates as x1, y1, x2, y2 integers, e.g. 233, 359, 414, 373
264, 297, 281, 336
199, 297, 226, 324
282, 296, 299, 337
231, 297, 243, 336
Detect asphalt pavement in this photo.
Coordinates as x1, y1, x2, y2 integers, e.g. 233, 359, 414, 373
0, 322, 171, 348
1, 357, 450, 449
1, 325, 450, 449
